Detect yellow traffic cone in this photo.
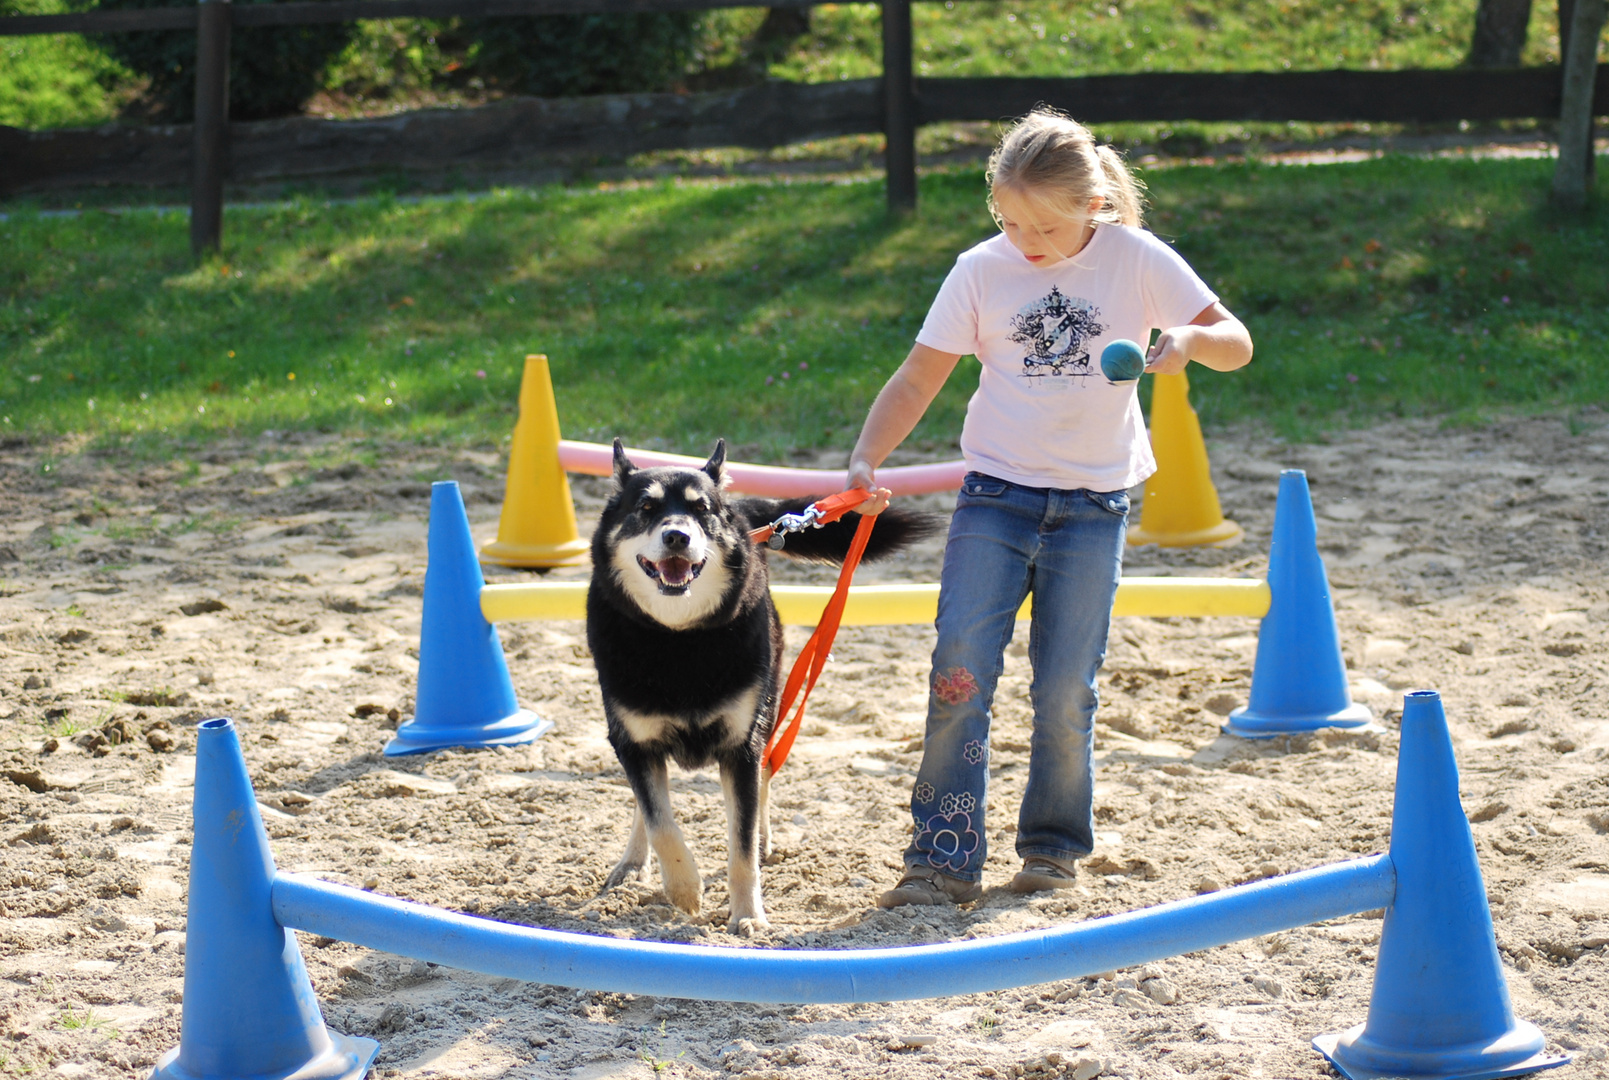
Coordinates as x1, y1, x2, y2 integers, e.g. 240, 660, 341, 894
1126, 370, 1244, 548
479, 355, 590, 568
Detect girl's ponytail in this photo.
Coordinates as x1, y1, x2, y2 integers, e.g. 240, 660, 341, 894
1094, 144, 1145, 227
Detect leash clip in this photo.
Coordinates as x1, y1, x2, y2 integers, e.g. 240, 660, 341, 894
764, 506, 824, 549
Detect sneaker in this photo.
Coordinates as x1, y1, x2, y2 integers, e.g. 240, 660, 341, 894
1009, 856, 1079, 894
876, 868, 983, 908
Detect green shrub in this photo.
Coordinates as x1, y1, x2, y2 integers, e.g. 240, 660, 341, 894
1, 0, 131, 129
0, 33, 129, 129
93, 0, 355, 121
456, 12, 702, 97
319, 18, 455, 104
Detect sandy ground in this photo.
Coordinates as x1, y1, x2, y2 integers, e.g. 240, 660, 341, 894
2, 411, 1608, 1080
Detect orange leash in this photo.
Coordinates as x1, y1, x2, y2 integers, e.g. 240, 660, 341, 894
756, 489, 875, 776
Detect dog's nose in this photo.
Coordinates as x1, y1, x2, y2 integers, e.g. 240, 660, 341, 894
661, 528, 690, 552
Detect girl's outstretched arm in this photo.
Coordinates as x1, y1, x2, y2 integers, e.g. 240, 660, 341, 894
848, 343, 963, 514
1146, 302, 1254, 375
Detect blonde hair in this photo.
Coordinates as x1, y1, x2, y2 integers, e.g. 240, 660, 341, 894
986, 107, 1145, 231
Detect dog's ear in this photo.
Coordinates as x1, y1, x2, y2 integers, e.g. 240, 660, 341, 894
702, 438, 729, 488
612, 438, 636, 485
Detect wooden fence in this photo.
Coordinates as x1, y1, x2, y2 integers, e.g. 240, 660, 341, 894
3, 0, 1606, 252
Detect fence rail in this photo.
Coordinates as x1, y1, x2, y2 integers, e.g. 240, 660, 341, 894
921, 68, 1609, 124
3, 0, 1605, 249
0, 0, 818, 36
7, 68, 1606, 198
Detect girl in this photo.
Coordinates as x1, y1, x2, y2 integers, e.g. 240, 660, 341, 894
850, 109, 1252, 907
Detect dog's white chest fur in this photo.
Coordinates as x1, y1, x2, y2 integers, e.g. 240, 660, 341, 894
613, 685, 763, 750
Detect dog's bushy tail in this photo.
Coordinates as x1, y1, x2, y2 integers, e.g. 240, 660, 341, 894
736, 496, 942, 565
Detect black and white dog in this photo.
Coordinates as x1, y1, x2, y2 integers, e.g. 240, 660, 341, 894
586, 439, 932, 930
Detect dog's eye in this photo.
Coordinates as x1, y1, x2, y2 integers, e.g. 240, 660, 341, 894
638, 498, 660, 514
689, 497, 709, 513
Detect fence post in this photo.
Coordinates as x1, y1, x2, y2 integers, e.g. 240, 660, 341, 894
1551, 0, 1606, 209
881, 0, 916, 213
191, 0, 231, 256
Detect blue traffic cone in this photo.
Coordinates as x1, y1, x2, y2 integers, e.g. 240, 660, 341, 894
1223, 469, 1372, 738
1313, 691, 1568, 1080
151, 718, 378, 1080
386, 481, 552, 756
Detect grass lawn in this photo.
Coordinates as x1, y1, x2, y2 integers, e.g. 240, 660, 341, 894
2, 154, 1606, 460
774, 0, 1508, 83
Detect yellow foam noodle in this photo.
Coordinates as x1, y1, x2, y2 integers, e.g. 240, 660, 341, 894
482, 581, 588, 622
1128, 369, 1244, 548
480, 577, 1269, 625
774, 584, 942, 626
479, 354, 590, 568
1110, 577, 1269, 618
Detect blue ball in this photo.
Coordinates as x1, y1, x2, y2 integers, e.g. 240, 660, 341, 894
1101, 339, 1147, 383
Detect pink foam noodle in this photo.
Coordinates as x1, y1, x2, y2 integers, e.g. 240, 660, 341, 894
557, 440, 967, 497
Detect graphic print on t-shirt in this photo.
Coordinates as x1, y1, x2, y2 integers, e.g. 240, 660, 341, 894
1008, 286, 1107, 380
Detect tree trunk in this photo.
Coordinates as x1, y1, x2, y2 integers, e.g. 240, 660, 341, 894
1468, 0, 1534, 66
1551, 0, 1606, 208
750, 7, 810, 64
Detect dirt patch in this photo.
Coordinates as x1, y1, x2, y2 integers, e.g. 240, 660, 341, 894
2, 414, 1607, 1080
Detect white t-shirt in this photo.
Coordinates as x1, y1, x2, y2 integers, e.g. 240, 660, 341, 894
916, 225, 1218, 492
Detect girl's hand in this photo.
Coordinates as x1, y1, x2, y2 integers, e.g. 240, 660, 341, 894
1145, 325, 1196, 375
1148, 303, 1253, 373
848, 459, 893, 516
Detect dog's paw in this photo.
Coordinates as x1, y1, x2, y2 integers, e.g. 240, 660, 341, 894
729, 914, 770, 936
603, 860, 646, 891
663, 873, 703, 915
727, 890, 768, 932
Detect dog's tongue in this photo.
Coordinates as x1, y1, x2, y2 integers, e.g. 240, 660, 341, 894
657, 557, 694, 587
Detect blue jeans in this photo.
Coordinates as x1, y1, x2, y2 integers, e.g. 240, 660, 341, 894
903, 472, 1129, 883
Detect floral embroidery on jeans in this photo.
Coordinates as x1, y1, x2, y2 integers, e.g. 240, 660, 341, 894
955, 792, 976, 814
917, 811, 981, 874
914, 781, 936, 804
933, 667, 980, 705
939, 792, 960, 815
962, 739, 987, 765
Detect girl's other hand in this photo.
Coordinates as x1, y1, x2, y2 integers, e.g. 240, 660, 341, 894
848, 459, 893, 515
1148, 303, 1253, 374
1145, 326, 1195, 375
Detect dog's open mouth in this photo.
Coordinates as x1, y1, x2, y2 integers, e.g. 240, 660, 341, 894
637, 555, 705, 594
